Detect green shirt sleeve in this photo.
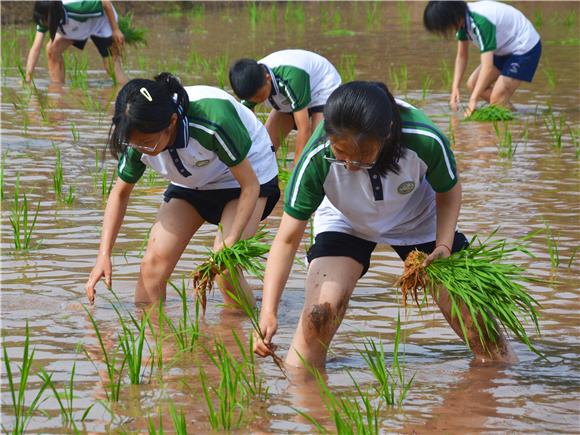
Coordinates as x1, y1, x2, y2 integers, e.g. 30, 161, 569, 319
272, 65, 311, 112
117, 147, 146, 184
36, 24, 48, 33
456, 27, 468, 41
471, 12, 497, 52
187, 98, 252, 167
284, 122, 330, 220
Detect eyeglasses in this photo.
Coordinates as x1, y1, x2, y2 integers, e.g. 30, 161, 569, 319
323, 155, 377, 169
123, 130, 164, 153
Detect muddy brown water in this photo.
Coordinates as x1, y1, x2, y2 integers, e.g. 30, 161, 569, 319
1, 2, 579, 433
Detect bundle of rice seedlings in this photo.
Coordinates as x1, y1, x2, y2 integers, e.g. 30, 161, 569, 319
192, 227, 269, 314
465, 105, 514, 122
117, 13, 147, 46
192, 227, 288, 378
395, 232, 543, 357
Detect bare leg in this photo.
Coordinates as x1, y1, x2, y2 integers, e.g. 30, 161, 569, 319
466, 65, 501, 103
286, 256, 362, 368
213, 197, 268, 307
434, 286, 518, 363
46, 34, 74, 84
490, 75, 522, 107
265, 110, 295, 151
135, 198, 205, 304
310, 112, 324, 131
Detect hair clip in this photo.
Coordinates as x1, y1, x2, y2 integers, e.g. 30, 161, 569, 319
140, 87, 153, 102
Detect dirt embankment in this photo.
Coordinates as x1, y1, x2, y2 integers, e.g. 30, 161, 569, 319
1, 1, 228, 26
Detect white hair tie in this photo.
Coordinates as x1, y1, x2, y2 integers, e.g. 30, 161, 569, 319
140, 87, 153, 102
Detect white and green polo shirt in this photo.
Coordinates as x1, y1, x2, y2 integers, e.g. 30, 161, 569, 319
284, 100, 458, 246
456, 1, 540, 56
36, 0, 116, 40
243, 49, 341, 113
118, 86, 278, 190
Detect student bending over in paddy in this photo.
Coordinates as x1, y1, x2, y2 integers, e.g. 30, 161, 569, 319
25, 0, 127, 85
85, 73, 279, 305
229, 49, 341, 164
424, 1, 541, 116
253, 81, 518, 368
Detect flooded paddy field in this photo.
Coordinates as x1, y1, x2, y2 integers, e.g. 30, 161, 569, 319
1, 2, 579, 433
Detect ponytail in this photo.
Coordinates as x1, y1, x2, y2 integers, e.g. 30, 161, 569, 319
33, 1, 65, 40
107, 72, 189, 159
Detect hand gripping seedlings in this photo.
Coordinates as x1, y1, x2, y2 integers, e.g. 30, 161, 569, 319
396, 232, 544, 357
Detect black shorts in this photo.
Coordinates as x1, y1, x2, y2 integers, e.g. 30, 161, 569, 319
307, 231, 470, 276
291, 105, 325, 130
72, 35, 113, 58
163, 176, 280, 225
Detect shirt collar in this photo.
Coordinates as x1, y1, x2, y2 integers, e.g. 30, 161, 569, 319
166, 111, 189, 150
264, 65, 279, 97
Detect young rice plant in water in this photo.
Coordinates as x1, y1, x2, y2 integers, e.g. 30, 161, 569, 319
396, 231, 544, 357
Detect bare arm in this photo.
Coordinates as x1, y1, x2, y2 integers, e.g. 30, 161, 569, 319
102, 0, 124, 48
450, 41, 469, 110
466, 51, 495, 115
85, 177, 135, 302
25, 31, 45, 83
292, 108, 311, 164
223, 158, 260, 247
424, 181, 462, 266
255, 213, 308, 356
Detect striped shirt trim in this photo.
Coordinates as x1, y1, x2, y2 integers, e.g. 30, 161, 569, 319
67, 11, 103, 19
289, 140, 329, 207
278, 78, 298, 110
401, 127, 455, 180
189, 122, 236, 161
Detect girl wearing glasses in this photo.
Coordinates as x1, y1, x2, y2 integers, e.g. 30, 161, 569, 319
85, 73, 279, 305
254, 81, 516, 367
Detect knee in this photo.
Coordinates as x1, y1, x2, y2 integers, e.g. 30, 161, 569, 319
303, 297, 349, 338
46, 43, 60, 61
140, 251, 170, 279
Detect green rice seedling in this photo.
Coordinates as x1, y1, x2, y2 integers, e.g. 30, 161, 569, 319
213, 53, 229, 89
188, 3, 205, 20
39, 361, 95, 431
397, 0, 412, 28
493, 121, 517, 159
53, 144, 64, 199
82, 305, 127, 402
200, 339, 249, 431
148, 301, 165, 372
248, 1, 258, 29
543, 221, 561, 270
147, 413, 163, 434
164, 277, 201, 354
338, 54, 357, 83
1, 151, 5, 201
232, 331, 269, 401
439, 59, 452, 89
71, 123, 80, 142
294, 355, 380, 434
2, 321, 50, 435
569, 125, 580, 159
66, 51, 89, 90
564, 10, 577, 28
543, 66, 557, 89
9, 183, 41, 251
389, 64, 408, 95
137, 227, 152, 259
533, 10, 543, 29
465, 104, 514, 122
543, 111, 565, 150
107, 289, 154, 385
567, 247, 579, 269
168, 401, 188, 434
118, 13, 147, 46
365, 1, 380, 30
396, 230, 544, 357
101, 169, 115, 199
284, 1, 305, 27
359, 313, 414, 407
421, 74, 433, 100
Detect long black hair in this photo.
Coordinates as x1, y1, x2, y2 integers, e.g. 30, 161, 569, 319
423, 1, 468, 35
323, 81, 403, 176
33, 1, 65, 40
108, 72, 190, 159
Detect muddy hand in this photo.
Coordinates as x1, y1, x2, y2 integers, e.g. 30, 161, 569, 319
85, 255, 112, 304
254, 312, 278, 357
423, 244, 452, 268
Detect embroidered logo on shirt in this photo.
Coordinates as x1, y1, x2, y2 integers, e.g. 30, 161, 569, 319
194, 159, 210, 167
397, 181, 415, 195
